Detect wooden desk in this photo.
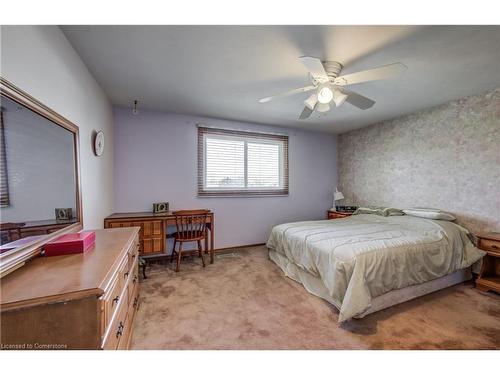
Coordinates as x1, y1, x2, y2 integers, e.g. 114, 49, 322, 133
104, 211, 215, 263
1, 219, 77, 244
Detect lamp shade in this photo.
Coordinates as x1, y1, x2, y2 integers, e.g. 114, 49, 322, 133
334, 189, 344, 201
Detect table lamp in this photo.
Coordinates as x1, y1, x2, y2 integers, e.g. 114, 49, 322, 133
333, 188, 344, 210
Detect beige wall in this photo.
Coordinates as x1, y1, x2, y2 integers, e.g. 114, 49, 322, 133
1, 26, 114, 229
338, 88, 500, 234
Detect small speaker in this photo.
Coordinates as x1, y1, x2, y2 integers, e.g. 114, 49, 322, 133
55, 208, 73, 221
153, 202, 169, 213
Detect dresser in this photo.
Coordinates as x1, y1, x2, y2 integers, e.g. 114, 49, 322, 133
475, 232, 500, 294
0, 227, 140, 350
327, 210, 354, 220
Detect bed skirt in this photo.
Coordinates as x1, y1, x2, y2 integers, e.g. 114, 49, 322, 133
268, 248, 472, 320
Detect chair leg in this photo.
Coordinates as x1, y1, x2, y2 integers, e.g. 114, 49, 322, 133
204, 228, 209, 254
170, 239, 177, 263
175, 242, 183, 272
197, 240, 205, 267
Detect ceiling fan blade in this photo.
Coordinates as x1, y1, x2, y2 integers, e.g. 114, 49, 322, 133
343, 89, 376, 110
304, 93, 318, 110
333, 63, 407, 86
299, 56, 329, 83
258, 85, 316, 103
316, 103, 330, 113
299, 106, 314, 120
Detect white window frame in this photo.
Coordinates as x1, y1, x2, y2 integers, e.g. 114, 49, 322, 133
198, 126, 289, 197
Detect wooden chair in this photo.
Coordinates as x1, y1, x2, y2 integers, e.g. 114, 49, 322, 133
170, 210, 210, 272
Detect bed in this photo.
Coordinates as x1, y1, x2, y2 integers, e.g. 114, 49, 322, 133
266, 214, 485, 322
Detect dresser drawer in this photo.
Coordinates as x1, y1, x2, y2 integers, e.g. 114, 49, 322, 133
103, 274, 122, 327
103, 253, 129, 327
479, 239, 500, 255
117, 310, 133, 350
129, 285, 139, 321
102, 296, 128, 350
128, 241, 139, 271
128, 263, 139, 302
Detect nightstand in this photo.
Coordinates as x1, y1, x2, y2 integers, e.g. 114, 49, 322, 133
327, 210, 354, 220
475, 232, 500, 293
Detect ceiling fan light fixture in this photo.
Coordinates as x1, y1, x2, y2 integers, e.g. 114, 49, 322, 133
317, 85, 334, 104
332, 89, 348, 107
317, 103, 330, 113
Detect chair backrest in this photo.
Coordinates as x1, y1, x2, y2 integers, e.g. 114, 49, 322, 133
172, 210, 210, 240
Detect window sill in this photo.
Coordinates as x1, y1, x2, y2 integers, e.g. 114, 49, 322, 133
198, 190, 289, 198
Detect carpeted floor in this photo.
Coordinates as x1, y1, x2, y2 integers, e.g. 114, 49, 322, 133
130, 246, 500, 349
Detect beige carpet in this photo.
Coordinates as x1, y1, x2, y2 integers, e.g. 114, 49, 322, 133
130, 246, 500, 349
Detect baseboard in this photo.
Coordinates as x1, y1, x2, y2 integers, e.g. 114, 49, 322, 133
144, 243, 266, 262
213, 242, 266, 253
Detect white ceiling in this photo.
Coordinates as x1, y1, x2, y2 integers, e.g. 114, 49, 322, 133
61, 25, 500, 134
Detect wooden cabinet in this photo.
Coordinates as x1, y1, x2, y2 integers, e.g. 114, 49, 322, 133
0, 228, 140, 350
476, 232, 500, 294
105, 217, 165, 255
327, 210, 354, 220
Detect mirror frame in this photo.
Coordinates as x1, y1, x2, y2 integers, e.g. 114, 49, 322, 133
0, 77, 83, 276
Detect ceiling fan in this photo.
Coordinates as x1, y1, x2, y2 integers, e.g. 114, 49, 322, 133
258, 57, 407, 120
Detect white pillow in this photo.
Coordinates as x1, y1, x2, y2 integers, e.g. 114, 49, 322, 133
402, 208, 456, 221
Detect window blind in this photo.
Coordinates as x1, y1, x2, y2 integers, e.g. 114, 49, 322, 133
0, 110, 10, 207
198, 127, 289, 197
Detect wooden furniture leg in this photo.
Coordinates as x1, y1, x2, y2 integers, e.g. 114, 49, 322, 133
210, 221, 215, 264
139, 257, 148, 279
176, 242, 183, 272
204, 227, 209, 255
171, 239, 177, 263
197, 240, 205, 267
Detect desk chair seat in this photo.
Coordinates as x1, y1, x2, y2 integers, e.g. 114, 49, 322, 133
170, 210, 210, 272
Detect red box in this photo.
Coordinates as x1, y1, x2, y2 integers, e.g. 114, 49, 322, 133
44, 231, 96, 256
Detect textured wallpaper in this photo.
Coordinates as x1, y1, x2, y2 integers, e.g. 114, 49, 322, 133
338, 88, 500, 234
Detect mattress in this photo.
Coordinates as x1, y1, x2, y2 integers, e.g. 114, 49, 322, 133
266, 214, 485, 322
269, 248, 472, 319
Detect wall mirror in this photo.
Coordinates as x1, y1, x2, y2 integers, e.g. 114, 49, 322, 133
0, 78, 82, 276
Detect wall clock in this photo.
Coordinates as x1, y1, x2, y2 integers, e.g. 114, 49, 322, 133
94, 130, 104, 157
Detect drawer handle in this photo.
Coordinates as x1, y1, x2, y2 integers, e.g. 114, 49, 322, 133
112, 296, 120, 305
132, 254, 136, 260
492, 244, 499, 249
116, 322, 124, 338
133, 297, 139, 308
133, 275, 138, 284
124, 271, 129, 278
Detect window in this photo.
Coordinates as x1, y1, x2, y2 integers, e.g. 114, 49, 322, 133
198, 126, 289, 196
0, 110, 9, 207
